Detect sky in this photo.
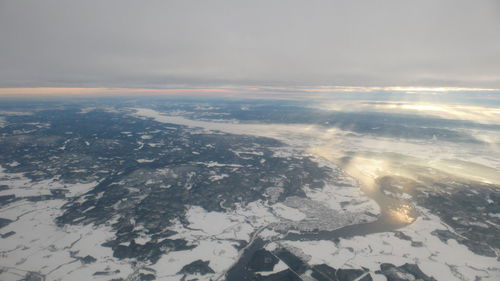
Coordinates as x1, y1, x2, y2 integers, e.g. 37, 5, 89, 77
1, 0, 500, 89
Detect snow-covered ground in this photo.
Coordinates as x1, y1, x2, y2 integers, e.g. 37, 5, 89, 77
0, 168, 134, 281
1, 106, 497, 281
271, 203, 307, 221
152, 183, 377, 281
131, 108, 381, 215
279, 207, 500, 281
0, 166, 98, 198
154, 201, 278, 280
132, 107, 500, 184
131, 107, 500, 280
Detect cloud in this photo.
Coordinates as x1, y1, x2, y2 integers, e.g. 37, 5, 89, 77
1, 0, 500, 88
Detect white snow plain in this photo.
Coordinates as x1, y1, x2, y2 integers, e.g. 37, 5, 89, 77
0, 168, 134, 281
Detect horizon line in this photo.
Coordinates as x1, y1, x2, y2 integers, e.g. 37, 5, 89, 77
0, 86, 499, 97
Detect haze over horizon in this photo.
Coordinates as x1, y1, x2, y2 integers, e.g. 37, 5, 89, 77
1, 0, 500, 89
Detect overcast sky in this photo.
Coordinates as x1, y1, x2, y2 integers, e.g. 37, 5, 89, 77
1, 0, 499, 89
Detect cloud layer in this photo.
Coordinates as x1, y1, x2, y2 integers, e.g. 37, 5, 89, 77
1, 0, 500, 88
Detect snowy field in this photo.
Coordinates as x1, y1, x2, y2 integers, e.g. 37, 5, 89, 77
0, 167, 135, 281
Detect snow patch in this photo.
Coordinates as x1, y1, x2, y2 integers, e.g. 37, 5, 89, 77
272, 203, 306, 221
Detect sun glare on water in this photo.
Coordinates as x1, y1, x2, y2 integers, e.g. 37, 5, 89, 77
387, 204, 417, 225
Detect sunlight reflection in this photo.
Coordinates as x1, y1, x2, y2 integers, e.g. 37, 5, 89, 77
317, 101, 500, 125
387, 204, 417, 224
